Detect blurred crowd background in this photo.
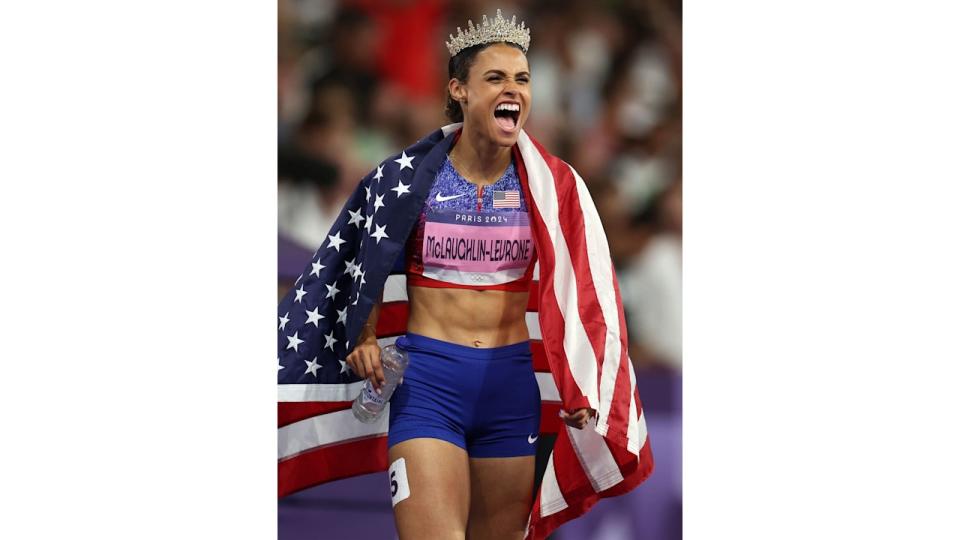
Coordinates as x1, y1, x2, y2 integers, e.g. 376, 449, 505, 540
278, 0, 681, 373
278, 1, 681, 538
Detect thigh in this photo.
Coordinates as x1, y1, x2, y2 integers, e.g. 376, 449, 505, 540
466, 455, 535, 540
389, 438, 471, 540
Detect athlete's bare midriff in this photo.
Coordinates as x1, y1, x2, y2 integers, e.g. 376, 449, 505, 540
406, 285, 530, 348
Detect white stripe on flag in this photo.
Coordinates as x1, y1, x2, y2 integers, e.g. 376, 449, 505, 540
383, 273, 408, 303
441, 123, 463, 137
626, 356, 643, 455
526, 311, 542, 340
538, 450, 569, 518
377, 335, 399, 348
278, 407, 389, 460
278, 382, 364, 402
518, 132, 600, 410
571, 166, 625, 437
634, 409, 648, 456
566, 422, 624, 493
536, 372, 560, 402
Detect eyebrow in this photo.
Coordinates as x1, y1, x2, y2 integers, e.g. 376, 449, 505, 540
483, 69, 531, 78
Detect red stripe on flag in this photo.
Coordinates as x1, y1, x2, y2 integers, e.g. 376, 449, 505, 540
514, 140, 590, 414
376, 302, 409, 336
603, 426, 655, 491
531, 138, 607, 378
539, 402, 563, 434
602, 267, 635, 443
278, 436, 388, 498
530, 340, 549, 372
278, 401, 352, 428
527, 280, 540, 310
527, 425, 655, 540
527, 428, 596, 540
601, 436, 654, 498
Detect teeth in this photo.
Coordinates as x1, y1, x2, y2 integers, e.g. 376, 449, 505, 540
496, 103, 520, 112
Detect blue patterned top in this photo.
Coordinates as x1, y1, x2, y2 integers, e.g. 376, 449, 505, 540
405, 155, 537, 289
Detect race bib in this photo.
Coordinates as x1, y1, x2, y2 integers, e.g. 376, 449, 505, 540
421, 209, 533, 286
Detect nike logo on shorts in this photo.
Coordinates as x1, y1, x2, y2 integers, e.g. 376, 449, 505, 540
528, 434, 539, 444
435, 193, 466, 202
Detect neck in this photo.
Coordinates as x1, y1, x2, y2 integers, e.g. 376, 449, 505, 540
450, 124, 512, 185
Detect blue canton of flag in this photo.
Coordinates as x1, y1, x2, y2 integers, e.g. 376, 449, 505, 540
277, 130, 447, 387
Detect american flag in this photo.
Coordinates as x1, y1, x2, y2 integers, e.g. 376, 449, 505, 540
278, 125, 653, 540
493, 189, 521, 208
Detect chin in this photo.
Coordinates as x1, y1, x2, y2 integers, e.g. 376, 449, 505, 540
489, 122, 523, 147
495, 132, 520, 147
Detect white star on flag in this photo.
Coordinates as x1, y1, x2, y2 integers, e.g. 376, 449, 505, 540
324, 331, 338, 351
286, 332, 304, 352
373, 164, 384, 181
327, 231, 346, 252
352, 262, 363, 281
371, 224, 389, 244
279, 312, 290, 331
325, 281, 341, 300
364, 214, 373, 232
339, 359, 350, 375
336, 307, 348, 326
310, 260, 326, 277
394, 151, 415, 171
344, 258, 357, 277
278, 358, 284, 371
347, 207, 364, 228
373, 193, 386, 214
391, 179, 411, 197
305, 306, 325, 327
304, 357, 322, 377
294, 285, 307, 303
365, 185, 371, 202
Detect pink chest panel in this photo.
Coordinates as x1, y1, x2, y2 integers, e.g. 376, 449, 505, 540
421, 209, 534, 286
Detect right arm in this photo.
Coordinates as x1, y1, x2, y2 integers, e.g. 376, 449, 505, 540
345, 294, 384, 390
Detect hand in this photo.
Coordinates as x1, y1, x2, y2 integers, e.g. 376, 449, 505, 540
560, 408, 596, 430
346, 338, 384, 391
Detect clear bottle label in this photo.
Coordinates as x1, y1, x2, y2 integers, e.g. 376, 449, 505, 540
360, 384, 385, 408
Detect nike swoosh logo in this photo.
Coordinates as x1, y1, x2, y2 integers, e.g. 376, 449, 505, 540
528, 434, 539, 444
435, 193, 466, 202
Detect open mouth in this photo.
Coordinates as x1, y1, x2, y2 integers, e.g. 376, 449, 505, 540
493, 102, 520, 132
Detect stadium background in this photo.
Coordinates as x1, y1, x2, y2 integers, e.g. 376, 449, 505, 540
277, 1, 681, 538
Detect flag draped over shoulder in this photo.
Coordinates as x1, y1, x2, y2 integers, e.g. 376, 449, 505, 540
277, 124, 653, 540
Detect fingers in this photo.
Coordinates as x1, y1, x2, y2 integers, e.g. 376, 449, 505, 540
346, 351, 364, 378
346, 346, 384, 392
360, 353, 376, 390
372, 355, 386, 388
559, 408, 594, 430
359, 350, 384, 391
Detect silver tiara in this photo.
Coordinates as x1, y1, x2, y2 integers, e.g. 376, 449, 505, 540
445, 9, 531, 57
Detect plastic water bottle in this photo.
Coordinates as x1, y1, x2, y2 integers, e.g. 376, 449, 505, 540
352, 344, 409, 423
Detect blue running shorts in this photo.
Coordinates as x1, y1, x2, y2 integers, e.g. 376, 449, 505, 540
387, 333, 542, 457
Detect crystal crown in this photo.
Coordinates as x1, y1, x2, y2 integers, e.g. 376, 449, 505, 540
445, 9, 531, 57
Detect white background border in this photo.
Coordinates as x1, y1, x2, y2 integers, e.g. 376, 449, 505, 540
686, 1, 960, 538
1, 1, 276, 538
2, 1, 959, 538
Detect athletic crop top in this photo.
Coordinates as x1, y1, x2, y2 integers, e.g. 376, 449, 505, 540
405, 154, 537, 292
